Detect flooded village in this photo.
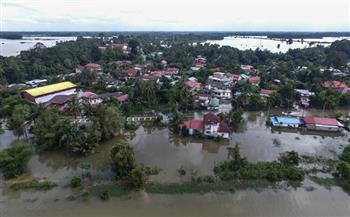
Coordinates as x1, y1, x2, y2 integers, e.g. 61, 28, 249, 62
1, 32, 350, 216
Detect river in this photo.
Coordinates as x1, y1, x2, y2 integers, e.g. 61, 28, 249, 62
1, 110, 350, 216
0, 37, 77, 57
206, 36, 350, 53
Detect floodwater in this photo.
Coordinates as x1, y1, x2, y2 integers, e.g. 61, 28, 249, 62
206, 36, 350, 53
0, 37, 77, 57
1, 110, 350, 216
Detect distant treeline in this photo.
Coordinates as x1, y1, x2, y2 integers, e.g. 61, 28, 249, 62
0, 34, 23, 40
2, 31, 349, 40
264, 32, 350, 39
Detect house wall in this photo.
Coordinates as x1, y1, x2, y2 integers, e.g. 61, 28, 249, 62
272, 122, 300, 128
21, 92, 36, 103
204, 123, 219, 136
305, 124, 340, 132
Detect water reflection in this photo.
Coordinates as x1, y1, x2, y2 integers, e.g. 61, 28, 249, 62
1, 110, 350, 216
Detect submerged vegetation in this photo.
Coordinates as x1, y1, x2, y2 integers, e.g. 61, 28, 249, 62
214, 145, 304, 182
10, 180, 57, 191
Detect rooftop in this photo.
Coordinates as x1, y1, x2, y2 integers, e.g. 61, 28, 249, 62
303, 116, 339, 126
23, 81, 77, 97
270, 116, 302, 125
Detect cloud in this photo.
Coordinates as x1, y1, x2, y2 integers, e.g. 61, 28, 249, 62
1, 0, 349, 31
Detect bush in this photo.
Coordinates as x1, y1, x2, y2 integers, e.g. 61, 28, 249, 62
279, 151, 300, 166
284, 167, 305, 181
69, 176, 82, 188
144, 166, 161, 175
0, 141, 32, 179
99, 190, 111, 200
125, 122, 139, 131
336, 161, 350, 179
177, 166, 187, 176
10, 180, 57, 191
126, 167, 146, 188
340, 146, 350, 163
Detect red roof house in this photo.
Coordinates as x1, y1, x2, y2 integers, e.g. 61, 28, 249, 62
186, 80, 202, 92
303, 116, 341, 131
181, 119, 204, 131
260, 89, 273, 96
249, 76, 261, 85
322, 81, 348, 90
85, 63, 102, 72
240, 65, 254, 73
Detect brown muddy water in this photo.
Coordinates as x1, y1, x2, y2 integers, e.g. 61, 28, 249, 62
1, 111, 350, 216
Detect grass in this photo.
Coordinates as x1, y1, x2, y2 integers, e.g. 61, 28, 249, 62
309, 176, 350, 194
90, 182, 130, 197
145, 181, 236, 194
90, 179, 278, 198
10, 180, 57, 191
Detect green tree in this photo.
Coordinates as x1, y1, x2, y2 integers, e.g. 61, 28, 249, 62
110, 140, 136, 179
94, 105, 125, 140
7, 104, 30, 139
0, 140, 32, 179
126, 167, 146, 188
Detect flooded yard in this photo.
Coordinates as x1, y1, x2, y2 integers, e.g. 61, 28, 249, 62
1, 110, 350, 216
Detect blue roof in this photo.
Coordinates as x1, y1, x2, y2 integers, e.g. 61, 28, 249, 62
270, 116, 302, 125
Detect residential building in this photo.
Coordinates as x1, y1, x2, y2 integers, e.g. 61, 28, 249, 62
99, 92, 129, 104
78, 91, 103, 106
323, 80, 348, 90
249, 76, 261, 85
47, 94, 74, 112
295, 89, 314, 108
232, 74, 241, 83
21, 81, 77, 104
186, 80, 202, 93
260, 89, 273, 102
180, 112, 230, 139
240, 65, 254, 74
303, 116, 342, 132
84, 63, 102, 72
212, 88, 232, 99
270, 116, 302, 128
206, 72, 232, 89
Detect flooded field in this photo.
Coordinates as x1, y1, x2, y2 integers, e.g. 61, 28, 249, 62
0, 37, 77, 57
206, 36, 350, 53
1, 110, 350, 216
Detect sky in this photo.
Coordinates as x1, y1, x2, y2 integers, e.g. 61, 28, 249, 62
0, 0, 349, 32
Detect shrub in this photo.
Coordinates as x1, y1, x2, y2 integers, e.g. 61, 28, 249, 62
336, 161, 350, 179
144, 166, 161, 175
340, 146, 350, 163
126, 167, 146, 188
10, 180, 57, 191
0, 141, 32, 179
177, 166, 187, 176
69, 176, 82, 188
99, 190, 111, 200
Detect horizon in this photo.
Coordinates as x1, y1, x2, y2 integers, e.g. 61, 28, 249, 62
1, 0, 349, 32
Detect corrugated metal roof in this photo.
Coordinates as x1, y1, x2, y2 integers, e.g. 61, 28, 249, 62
23, 82, 77, 97
270, 116, 302, 125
